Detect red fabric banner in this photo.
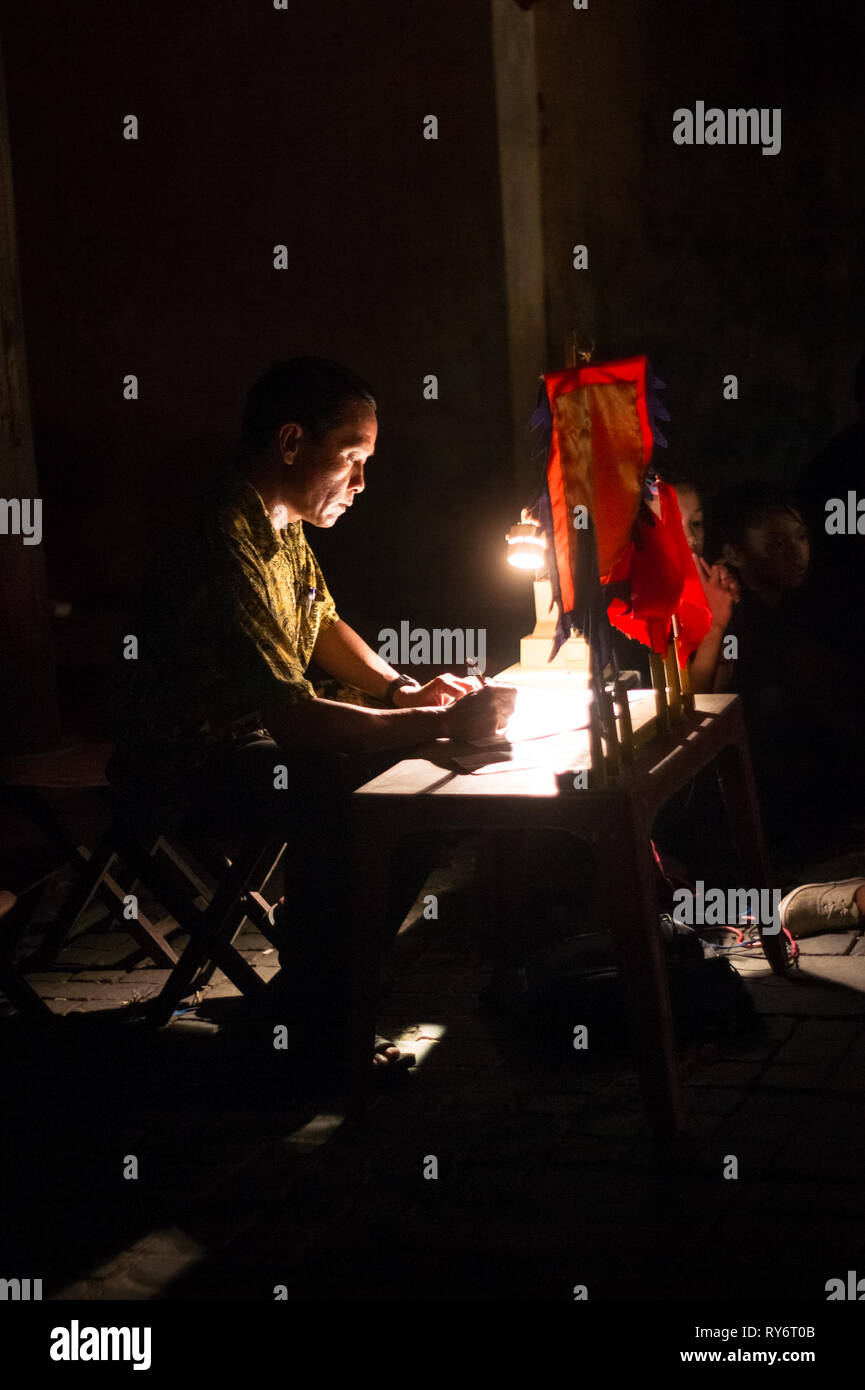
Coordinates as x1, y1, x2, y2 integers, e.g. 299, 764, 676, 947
606, 480, 712, 659
543, 356, 711, 661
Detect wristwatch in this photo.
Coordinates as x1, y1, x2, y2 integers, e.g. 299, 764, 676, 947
384, 673, 418, 706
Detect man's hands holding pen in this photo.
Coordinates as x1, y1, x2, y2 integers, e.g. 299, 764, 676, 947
441, 680, 517, 741
391, 671, 517, 740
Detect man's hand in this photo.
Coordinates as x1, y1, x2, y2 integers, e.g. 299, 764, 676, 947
262, 679, 517, 755
392, 674, 477, 707
440, 683, 517, 741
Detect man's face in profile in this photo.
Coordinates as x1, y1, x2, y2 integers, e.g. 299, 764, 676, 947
287, 401, 378, 527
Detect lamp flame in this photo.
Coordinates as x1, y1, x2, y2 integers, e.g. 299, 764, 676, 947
505, 508, 546, 573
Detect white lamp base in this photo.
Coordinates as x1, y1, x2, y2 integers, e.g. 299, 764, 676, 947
503, 578, 590, 677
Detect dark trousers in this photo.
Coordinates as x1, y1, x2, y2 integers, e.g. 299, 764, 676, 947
169, 735, 440, 1041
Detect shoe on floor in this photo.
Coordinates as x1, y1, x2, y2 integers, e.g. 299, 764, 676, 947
778, 877, 865, 937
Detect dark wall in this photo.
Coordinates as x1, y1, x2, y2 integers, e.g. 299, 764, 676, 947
535, 0, 865, 493
3, 0, 528, 669
5, 0, 864, 695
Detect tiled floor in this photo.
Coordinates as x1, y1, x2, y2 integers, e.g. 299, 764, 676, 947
3, 841, 865, 1301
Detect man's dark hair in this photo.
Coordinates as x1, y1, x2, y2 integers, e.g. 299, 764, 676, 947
704, 480, 805, 562
239, 357, 377, 456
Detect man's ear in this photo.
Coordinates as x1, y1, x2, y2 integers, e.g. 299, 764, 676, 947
721, 540, 744, 569
277, 421, 303, 465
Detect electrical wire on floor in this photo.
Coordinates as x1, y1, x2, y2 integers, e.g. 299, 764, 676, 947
694, 920, 799, 967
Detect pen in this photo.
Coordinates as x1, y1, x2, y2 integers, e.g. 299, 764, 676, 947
467, 659, 486, 687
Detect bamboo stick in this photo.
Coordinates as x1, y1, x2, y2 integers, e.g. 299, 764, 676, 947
586, 643, 609, 786
672, 614, 695, 713
599, 684, 621, 777
613, 678, 635, 762
664, 638, 684, 722
587, 688, 608, 787
649, 650, 669, 732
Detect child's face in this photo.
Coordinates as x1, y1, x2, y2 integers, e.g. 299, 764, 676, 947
739, 510, 810, 592
674, 485, 705, 556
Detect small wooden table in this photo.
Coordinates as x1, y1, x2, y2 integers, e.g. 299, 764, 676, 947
346, 691, 787, 1135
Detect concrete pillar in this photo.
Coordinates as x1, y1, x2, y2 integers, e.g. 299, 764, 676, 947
491, 0, 548, 495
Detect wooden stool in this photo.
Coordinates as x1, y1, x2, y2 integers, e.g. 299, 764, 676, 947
0, 741, 180, 969
1, 742, 287, 1021
106, 820, 287, 1025
0, 888, 52, 1017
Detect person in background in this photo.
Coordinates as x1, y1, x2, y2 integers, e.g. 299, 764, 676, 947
778, 876, 865, 938
669, 477, 740, 694
797, 348, 865, 685
671, 479, 705, 557
641, 476, 741, 883
704, 480, 860, 857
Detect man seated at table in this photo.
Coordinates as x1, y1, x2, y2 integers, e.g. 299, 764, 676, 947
108, 357, 515, 1076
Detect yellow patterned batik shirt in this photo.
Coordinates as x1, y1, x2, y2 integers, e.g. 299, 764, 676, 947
112, 464, 341, 780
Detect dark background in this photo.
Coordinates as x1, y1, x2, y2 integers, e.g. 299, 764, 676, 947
536, 0, 865, 481
2, 3, 865, 1314
3, 0, 864, 715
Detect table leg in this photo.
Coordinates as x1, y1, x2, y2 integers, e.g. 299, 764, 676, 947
601, 805, 685, 1136
343, 822, 392, 1102
714, 722, 788, 976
